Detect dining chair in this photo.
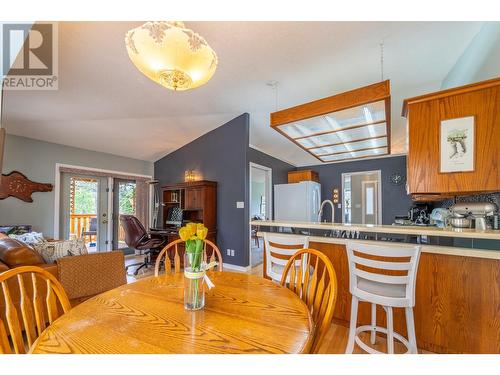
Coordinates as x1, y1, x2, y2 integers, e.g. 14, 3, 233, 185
280, 249, 338, 353
154, 238, 224, 276
0, 266, 71, 354
263, 233, 309, 283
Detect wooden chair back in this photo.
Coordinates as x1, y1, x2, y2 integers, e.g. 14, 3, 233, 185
0, 266, 71, 354
263, 233, 309, 283
154, 239, 223, 276
280, 249, 338, 353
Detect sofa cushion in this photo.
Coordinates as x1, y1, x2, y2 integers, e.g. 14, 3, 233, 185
0, 238, 45, 267
0, 260, 9, 273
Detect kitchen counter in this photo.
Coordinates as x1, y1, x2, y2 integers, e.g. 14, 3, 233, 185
255, 231, 499, 260
253, 221, 500, 353
250, 219, 500, 240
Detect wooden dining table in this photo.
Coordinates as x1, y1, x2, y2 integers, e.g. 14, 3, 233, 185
31, 271, 314, 354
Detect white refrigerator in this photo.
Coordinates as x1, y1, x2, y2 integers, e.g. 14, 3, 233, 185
274, 181, 321, 222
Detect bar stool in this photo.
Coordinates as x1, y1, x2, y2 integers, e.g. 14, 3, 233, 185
263, 233, 309, 283
345, 241, 422, 354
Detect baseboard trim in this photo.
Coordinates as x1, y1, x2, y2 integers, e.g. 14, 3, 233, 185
223, 263, 252, 272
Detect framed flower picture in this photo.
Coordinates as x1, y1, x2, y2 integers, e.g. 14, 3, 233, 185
440, 116, 475, 173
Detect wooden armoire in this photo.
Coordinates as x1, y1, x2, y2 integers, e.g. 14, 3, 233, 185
161, 180, 217, 243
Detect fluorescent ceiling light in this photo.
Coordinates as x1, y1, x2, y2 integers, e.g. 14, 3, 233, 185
271, 81, 391, 163
363, 107, 373, 123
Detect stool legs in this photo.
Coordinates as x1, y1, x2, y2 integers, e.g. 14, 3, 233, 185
405, 307, 417, 354
386, 307, 394, 354
345, 296, 359, 354
370, 303, 377, 345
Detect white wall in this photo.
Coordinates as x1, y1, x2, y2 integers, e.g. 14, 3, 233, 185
0, 134, 153, 236
441, 22, 500, 89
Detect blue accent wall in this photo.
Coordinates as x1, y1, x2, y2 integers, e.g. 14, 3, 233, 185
154, 114, 249, 267
155, 113, 413, 267
298, 155, 413, 224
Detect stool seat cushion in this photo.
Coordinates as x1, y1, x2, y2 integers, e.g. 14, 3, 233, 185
357, 278, 406, 298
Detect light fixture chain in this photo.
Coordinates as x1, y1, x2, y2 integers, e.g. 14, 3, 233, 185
275, 82, 278, 111
380, 42, 384, 81
266, 80, 279, 111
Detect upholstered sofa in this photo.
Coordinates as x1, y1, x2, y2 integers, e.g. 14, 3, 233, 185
0, 236, 126, 321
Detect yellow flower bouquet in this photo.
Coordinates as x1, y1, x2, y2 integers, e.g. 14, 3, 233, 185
179, 222, 209, 310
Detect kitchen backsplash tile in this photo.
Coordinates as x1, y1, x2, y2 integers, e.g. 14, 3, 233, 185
436, 192, 500, 209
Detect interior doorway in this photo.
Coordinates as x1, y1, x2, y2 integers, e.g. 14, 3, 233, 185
249, 163, 272, 268
342, 170, 382, 225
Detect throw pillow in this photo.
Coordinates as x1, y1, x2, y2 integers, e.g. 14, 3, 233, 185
33, 238, 87, 263
9, 231, 46, 246
68, 238, 88, 256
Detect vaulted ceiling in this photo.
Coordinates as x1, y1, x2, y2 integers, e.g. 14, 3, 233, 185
3, 21, 486, 166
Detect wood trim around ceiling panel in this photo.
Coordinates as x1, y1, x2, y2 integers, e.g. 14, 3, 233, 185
274, 126, 324, 162
271, 80, 390, 127
292, 119, 387, 141
306, 135, 387, 151
385, 95, 392, 154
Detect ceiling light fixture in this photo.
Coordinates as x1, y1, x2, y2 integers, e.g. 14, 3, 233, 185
125, 21, 218, 91
270, 81, 391, 163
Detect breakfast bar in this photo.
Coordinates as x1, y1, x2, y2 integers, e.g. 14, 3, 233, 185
252, 220, 500, 354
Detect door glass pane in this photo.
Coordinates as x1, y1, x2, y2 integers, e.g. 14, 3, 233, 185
70, 177, 98, 252
365, 186, 374, 215
117, 181, 136, 249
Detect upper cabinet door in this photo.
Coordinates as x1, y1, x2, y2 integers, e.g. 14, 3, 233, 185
184, 187, 203, 210
404, 78, 500, 196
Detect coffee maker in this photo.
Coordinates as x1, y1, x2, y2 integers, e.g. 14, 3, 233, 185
408, 203, 431, 225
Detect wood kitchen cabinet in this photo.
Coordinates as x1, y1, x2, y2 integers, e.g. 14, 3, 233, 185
403, 77, 500, 199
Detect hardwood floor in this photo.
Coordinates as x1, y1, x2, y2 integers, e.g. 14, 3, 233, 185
124, 256, 432, 354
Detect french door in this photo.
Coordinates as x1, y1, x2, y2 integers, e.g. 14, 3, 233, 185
60, 173, 109, 252
112, 179, 137, 254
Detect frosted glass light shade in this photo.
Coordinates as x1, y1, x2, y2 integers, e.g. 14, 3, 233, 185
125, 21, 218, 91
270, 81, 391, 163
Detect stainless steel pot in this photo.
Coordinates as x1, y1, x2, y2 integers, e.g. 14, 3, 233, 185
449, 217, 472, 228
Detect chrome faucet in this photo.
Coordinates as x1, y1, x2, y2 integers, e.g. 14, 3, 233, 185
318, 199, 335, 223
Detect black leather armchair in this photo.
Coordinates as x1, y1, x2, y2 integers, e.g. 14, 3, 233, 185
119, 215, 168, 275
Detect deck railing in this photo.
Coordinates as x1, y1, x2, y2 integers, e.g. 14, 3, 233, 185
70, 214, 96, 238
70, 214, 126, 242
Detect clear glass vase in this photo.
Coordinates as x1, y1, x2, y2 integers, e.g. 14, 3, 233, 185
184, 252, 205, 310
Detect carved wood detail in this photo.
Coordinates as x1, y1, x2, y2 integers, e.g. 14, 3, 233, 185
0, 171, 53, 202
